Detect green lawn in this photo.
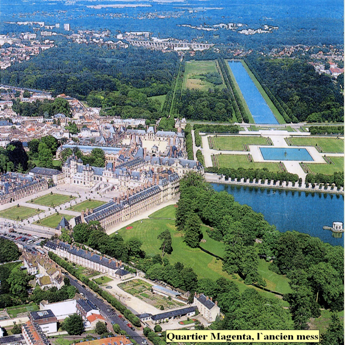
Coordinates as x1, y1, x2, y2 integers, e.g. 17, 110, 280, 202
307, 157, 344, 175
309, 310, 344, 334
215, 154, 282, 172
212, 136, 269, 151
183, 60, 225, 91
116, 216, 290, 302
0, 206, 40, 220
93, 276, 113, 285
32, 193, 76, 207
241, 60, 286, 124
69, 200, 106, 212
257, 259, 291, 294
53, 160, 62, 167
6, 303, 39, 318
35, 213, 74, 228
289, 137, 344, 153
149, 204, 177, 219
149, 95, 166, 110
200, 226, 226, 258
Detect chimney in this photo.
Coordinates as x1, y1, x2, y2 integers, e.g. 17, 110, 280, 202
119, 260, 122, 267
206, 296, 209, 300
90, 209, 93, 214
215, 301, 218, 306
210, 296, 213, 302
113, 197, 116, 202
109, 259, 112, 264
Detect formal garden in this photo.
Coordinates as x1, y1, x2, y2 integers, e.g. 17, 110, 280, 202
118, 279, 185, 310
209, 135, 271, 151
35, 213, 74, 228
68, 200, 106, 212
0, 206, 40, 221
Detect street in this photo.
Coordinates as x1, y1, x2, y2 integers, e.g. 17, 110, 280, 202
66, 274, 146, 345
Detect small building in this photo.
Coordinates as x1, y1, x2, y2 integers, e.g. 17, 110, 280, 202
76, 299, 100, 319
193, 293, 220, 323
138, 306, 196, 324
56, 216, 70, 231
151, 285, 181, 299
39, 300, 77, 321
29, 310, 58, 334
86, 314, 106, 330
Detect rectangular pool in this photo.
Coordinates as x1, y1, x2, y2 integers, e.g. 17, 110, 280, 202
260, 147, 314, 161
228, 61, 279, 124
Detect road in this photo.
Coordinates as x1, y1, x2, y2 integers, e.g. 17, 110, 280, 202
66, 274, 145, 345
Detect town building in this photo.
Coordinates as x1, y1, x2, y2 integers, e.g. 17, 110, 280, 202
74, 336, 132, 345
29, 310, 58, 334
22, 321, 50, 345
44, 240, 135, 280
193, 293, 220, 323
39, 300, 77, 321
29, 167, 65, 185
0, 172, 48, 205
86, 314, 106, 330
137, 306, 196, 324
76, 299, 100, 319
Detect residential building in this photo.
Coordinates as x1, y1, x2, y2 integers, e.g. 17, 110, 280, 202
76, 299, 100, 319
28, 310, 58, 334
22, 321, 50, 345
74, 336, 132, 345
39, 300, 77, 321
45, 241, 135, 280
137, 306, 196, 324
86, 314, 106, 330
193, 293, 220, 323
29, 167, 65, 185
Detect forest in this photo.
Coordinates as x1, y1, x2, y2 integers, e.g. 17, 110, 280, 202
0, 43, 179, 101
245, 56, 344, 123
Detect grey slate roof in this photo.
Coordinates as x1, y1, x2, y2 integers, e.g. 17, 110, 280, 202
56, 217, 70, 230
196, 294, 216, 309
30, 167, 62, 176
151, 306, 196, 321
30, 309, 56, 321
45, 241, 122, 271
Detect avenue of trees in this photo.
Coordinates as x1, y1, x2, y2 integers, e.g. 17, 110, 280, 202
245, 56, 344, 123
176, 172, 344, 330
206, 166, 300, 185
309, 126, 344, 135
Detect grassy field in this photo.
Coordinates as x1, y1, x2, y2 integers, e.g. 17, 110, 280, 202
69, 200, 106, 212
289, 137, 344, 153
211, 136, 269, 151
307, 157, 344, 175
116, 215, 290, 301
32, 193, 76, 207
241, 60, 286, 124
200, 226, 226, 258
149, 95, 166, 110
35, 213, 74, 228
93, 276, 113, 285
149, 204, 177, 219
309, 310, 344, 334
6, 303, 39, 318
0, 206, 40, 220
183, 60, 225, 91
215, 154, 282, 172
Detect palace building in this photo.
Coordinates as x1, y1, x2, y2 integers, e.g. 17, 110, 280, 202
0, 172, 48, 205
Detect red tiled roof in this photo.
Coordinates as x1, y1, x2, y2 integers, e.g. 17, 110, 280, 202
75, 336, 132, 345
86, 313, 105, 323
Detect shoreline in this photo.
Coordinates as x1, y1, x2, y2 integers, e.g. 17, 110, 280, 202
205, 174, 344, 196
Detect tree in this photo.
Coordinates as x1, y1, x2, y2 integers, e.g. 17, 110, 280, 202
7, 268, 30, 298
0, 238, 20, 263
126, 238, 144, 258
320, 313, 344, 345
154, 325, 162, 333
11, 323, 21, 334
184, 214, 202, 248
95, 321, 108, 335
62, 314, 84, 335
157, 230, 173, 255
113, 324, 121, 334
6, 141, 28, 171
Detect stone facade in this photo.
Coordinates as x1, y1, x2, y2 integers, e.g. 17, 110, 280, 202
0, 172, 48, 205
193, 293, 220, 323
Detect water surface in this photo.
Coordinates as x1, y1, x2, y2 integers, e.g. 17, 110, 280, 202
212, 183, 344, 246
